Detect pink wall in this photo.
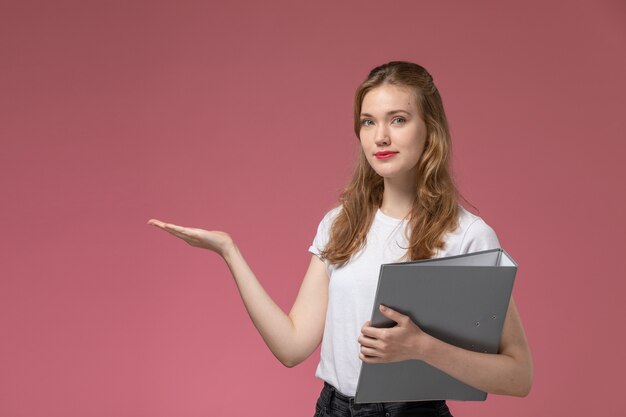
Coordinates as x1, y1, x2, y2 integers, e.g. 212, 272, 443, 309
2, 1, 625, 416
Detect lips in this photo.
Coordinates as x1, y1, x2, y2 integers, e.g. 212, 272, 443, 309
375, 151, 398, 160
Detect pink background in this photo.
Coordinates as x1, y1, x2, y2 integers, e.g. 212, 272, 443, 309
2, 1, 625, 416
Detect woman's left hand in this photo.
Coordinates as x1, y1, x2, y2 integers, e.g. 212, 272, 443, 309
358, 305, 431, 363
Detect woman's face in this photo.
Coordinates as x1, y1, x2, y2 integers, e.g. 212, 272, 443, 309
359, 83, 428, 184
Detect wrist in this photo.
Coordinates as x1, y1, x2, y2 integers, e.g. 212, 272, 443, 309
221, 239, 239, 262
414, 331, 437, 361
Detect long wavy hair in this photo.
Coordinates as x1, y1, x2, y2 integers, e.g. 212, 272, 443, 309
320, 61, 460, 266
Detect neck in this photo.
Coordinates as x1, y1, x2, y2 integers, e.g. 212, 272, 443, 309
379, 173, 417, 220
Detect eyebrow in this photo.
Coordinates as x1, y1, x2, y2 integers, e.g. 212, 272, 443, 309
360, 110, 411, 118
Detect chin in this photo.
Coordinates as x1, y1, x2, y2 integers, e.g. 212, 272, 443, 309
371, 166, 399, 177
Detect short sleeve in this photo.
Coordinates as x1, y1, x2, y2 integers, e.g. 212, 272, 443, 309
308, 206, 342, 260
459, 218, 501, 254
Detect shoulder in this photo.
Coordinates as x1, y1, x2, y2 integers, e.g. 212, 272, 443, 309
458, 206, 497, 237
309, 205, 343, 256
320, 205, 343, 225
457, 206, 500, 252
443, 206, 501, 255
313, 205, 343, 235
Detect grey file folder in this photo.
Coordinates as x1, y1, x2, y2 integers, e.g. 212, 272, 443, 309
355, 248, 517, 403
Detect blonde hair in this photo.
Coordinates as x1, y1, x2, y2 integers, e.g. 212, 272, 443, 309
321, 61, 459, 266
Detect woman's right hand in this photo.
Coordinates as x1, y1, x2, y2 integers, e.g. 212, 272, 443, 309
147, 218, 234, 257
147, 217, 329, 368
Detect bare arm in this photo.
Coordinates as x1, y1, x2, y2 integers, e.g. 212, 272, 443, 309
420, 297, 533, 396
359, 297, 533, 397
148, 219, 329, 367
223, 243, 328, 367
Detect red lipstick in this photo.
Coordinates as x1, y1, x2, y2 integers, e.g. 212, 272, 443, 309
375, 151, 398, 160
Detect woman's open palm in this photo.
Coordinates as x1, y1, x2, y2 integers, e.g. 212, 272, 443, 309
147, 219, 232, 256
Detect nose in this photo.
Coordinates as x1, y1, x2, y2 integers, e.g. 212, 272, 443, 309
375, 125, 390, 146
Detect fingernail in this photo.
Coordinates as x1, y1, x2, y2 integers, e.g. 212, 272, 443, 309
380, 305, 387, 312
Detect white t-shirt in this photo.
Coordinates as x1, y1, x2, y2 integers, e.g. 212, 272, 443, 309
308, 205, 501, 397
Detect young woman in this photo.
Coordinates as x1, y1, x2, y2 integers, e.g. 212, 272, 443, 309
148, 61, 533, 417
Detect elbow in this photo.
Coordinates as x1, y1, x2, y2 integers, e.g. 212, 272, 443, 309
497, 379, 532, 398
519, 374, 534, 397
493, 361, 533, 397
512, 382, 532, 398
278, 355, 304, 368
273, 338, 316, 368
510, 369, 534, 398
499, 352, 533, 397
280, 359, 301, 368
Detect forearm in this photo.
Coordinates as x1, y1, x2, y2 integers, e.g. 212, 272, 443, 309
420, 335, 533, 397
221, 243, 302, 366
148, 219, 316, 366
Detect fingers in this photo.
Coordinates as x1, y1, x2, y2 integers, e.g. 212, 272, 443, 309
359, 345, 381, 358
359, 335, 384, 358
360, 352, 385, 363
359, 344, 387, 363
163, 223, 188, 233
360, 306, 412, 339
359, 325, 384, 360
359, 326, 386, 361
360, 324, 383, 339
148, 219, 173, 230
148, 219, 185, 233
358, 333, 378, 349
379, 304, 409, 325
147, 219, 192, 241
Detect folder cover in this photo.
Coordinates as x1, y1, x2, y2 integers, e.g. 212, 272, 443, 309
354, 248, 517, 403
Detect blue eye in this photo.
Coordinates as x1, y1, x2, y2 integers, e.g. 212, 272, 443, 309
361, 119, 373, 126
392, 117, 406, 124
